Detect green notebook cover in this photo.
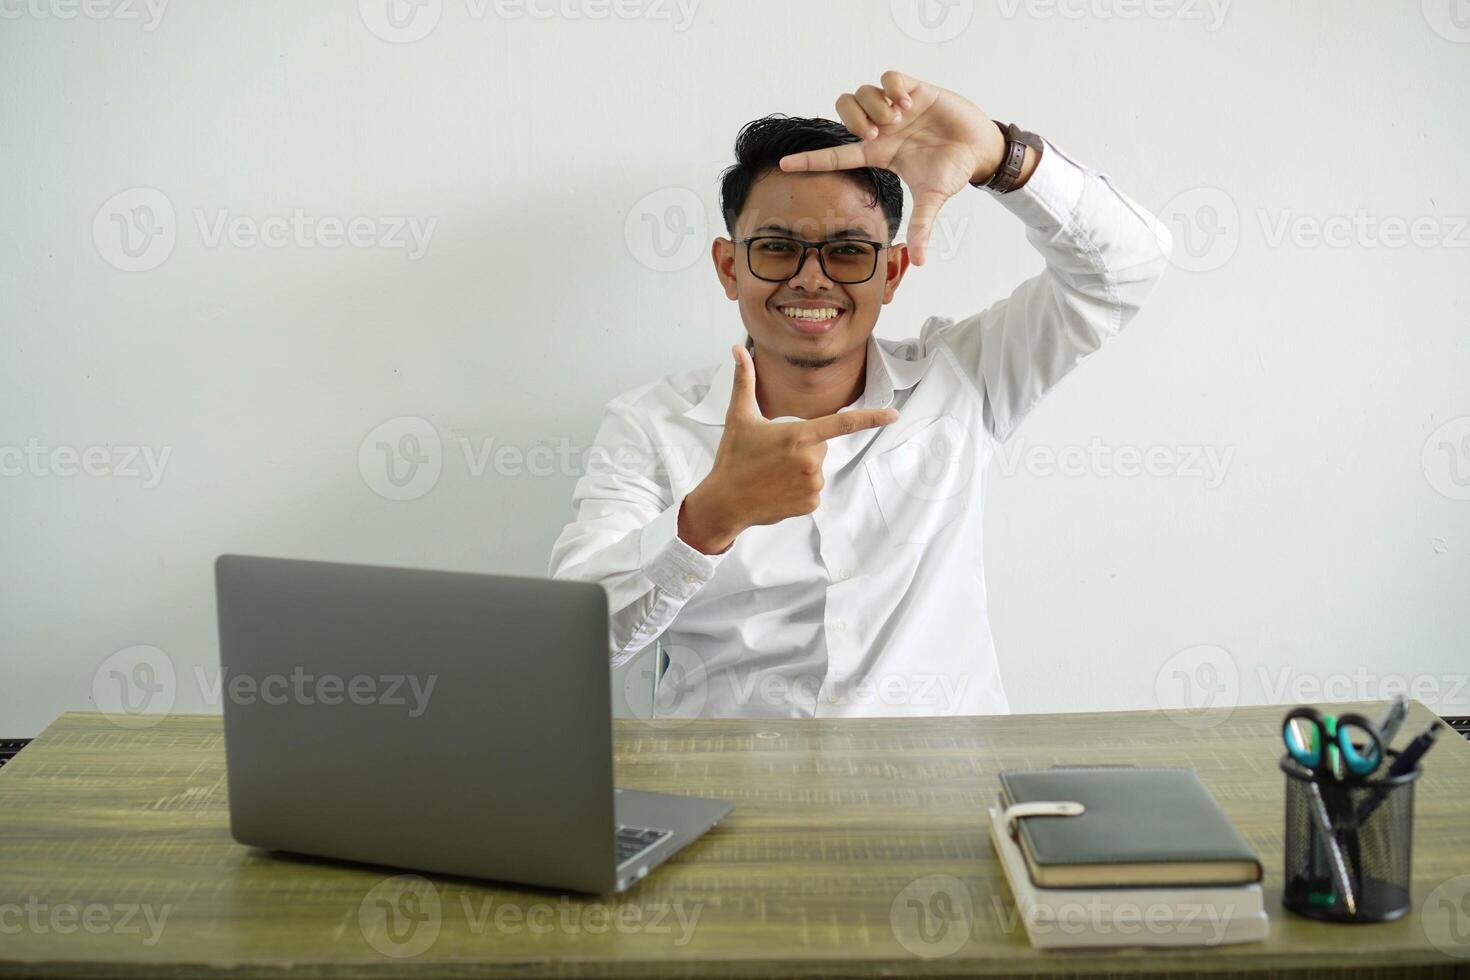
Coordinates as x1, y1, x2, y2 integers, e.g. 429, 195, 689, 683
997, 767, 1263, 888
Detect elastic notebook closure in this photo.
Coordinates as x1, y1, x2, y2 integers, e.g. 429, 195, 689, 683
1003, 801, 1086, 841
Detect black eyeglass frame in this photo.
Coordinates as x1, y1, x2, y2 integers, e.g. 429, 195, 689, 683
735, 235, 890, 285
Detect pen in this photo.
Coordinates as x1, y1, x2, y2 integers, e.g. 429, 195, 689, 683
1306, 779, 1356, 915
1374, 695, 1409, 748
1386, 721, 1444, 778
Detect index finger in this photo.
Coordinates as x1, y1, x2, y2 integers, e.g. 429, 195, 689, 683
778, 141, 871, 175
796, 407, 900, 443
879, 70, 917, 109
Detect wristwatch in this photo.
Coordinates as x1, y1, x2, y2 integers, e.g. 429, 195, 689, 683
971, 120, 1044, 194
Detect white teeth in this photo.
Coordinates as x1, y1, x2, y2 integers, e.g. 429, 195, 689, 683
779, 307, 840, 320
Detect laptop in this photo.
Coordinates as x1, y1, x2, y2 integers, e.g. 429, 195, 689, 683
214, 554, 732, 893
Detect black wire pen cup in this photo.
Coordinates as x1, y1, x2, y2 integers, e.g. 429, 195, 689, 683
1280, 753, 1418, 923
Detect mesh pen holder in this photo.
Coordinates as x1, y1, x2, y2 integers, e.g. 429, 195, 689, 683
1280, 753, 1418, 923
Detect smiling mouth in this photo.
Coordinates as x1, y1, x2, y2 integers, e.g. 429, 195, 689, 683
774, 305, 846, 335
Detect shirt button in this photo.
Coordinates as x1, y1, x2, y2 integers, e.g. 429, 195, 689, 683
683, 573, 698, 584
828, 694, 839, 704
839, 568, 852, 581
832, 619, 846, 633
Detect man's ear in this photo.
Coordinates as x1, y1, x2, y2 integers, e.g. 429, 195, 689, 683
881, 243, 912, 305
711, 237, 738, 300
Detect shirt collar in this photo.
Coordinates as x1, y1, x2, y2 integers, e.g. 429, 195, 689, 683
682, 333, 928, 426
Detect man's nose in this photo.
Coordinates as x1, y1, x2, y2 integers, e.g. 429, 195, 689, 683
790, 247, 834, 289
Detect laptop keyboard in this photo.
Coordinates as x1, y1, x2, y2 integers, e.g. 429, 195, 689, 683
616, 825, 672, 866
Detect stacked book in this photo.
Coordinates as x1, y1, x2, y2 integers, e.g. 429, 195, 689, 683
988, 766, 1269, 949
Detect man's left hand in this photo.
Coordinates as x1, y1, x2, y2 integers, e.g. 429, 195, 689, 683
778, 70, 1014, 266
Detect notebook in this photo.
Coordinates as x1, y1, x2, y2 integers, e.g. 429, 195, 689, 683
987, 807, 1269, 949
997, 767, 1263, 888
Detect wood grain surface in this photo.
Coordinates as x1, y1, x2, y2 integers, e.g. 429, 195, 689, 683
1, 701, 1468, 978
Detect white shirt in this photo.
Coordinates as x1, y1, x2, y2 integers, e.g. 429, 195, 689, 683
548, 138, 1172, 718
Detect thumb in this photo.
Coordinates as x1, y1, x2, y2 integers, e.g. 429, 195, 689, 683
726, 343, 766, 424
907, 189, 947, 267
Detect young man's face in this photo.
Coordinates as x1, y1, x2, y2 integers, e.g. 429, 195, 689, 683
713, 170, 909, 370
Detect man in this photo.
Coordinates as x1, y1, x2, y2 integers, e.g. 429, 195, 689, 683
549, 71, 1171, 718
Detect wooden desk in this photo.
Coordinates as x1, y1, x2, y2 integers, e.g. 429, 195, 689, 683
2, 703, 1468, 978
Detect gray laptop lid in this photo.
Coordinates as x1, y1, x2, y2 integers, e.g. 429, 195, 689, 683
215, 554, 619, 893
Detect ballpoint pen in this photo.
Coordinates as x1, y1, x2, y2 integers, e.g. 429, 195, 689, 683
1386, 721, 1443, 778
1374, 695, 1409, 748
1305, 779, 1357, 915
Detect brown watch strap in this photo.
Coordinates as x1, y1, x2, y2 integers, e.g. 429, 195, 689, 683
972, 120, 1043, 194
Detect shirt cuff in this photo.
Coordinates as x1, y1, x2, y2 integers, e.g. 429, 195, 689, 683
988, 136, 1086, 229
638, 495, 725, 601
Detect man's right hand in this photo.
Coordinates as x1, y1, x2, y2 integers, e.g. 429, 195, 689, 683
677, 344, 901, 555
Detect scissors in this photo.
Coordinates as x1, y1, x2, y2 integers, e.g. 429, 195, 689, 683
1282, 706, 1385, 780
1281, 706, 1386, 915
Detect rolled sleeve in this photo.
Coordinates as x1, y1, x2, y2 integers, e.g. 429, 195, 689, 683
638, 495, 726, 602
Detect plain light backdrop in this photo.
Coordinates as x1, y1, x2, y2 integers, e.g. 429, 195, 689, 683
2, 0, 1468, 736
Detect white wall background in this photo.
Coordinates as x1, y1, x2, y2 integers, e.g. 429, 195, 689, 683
3, 0, 1467, 737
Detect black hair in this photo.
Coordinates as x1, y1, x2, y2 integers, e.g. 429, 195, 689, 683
718, 114, 903, 243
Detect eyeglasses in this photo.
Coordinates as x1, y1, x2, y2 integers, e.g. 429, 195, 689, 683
736, 235, 887, 285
